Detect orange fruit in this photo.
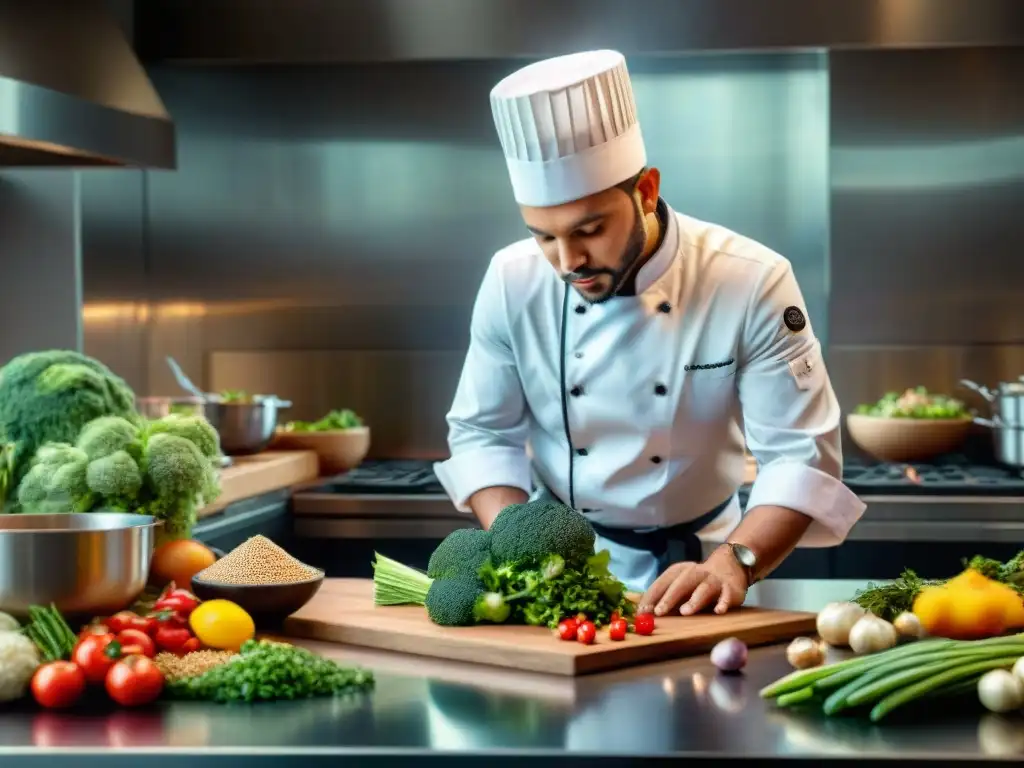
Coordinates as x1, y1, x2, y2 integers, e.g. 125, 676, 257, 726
150, 539, 217, 590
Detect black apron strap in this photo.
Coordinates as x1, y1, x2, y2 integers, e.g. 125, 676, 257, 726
587, 497, 732, 566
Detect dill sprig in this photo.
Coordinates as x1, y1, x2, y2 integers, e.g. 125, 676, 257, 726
852, 569, 939, 622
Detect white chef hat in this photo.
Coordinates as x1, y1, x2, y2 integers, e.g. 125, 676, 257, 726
490, 50, 647, 208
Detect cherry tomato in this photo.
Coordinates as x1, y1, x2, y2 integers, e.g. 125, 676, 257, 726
608, 618, 628, 641
31, 662, 86, 709
72, 633, 121, 684
556, 618, 579, 641
576, 621, 596, 645
153, 624, 194, 655
105, 655, 164, 707
634, 613, 656, 636
116, 629, 156, 658
106, 611, 149, 635
79, 622, 112, 641
181, 636, 201, 653
610, 610, 621, 623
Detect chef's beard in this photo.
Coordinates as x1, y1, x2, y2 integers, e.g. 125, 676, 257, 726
564, 199, 648, 305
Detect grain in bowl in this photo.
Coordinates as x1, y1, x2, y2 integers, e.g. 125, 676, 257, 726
195, 535, 322, 585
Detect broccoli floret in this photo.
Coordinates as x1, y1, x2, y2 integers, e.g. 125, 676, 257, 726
143, 432, 220, 544
17, 446, 92, 513
0, 350, 137, 483
427, 527, 493, 579
425, 578, 488, 626
15, 414, 221, 544
423, 578, 511, 626
489, 500, 595, 566
86, 450, 143, 501
77, 416, 142, 461
144, 414, 221, 460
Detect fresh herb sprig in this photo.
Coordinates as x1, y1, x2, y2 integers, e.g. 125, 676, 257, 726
166, 639, 374, 704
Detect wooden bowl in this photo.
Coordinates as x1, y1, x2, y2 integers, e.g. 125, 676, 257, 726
845, 414, 972, 463
272, 427, 370, 475
191, 572, 325, 629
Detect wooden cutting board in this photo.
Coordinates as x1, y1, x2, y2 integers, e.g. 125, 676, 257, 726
283, 578, 816, 676
197, 450, 319, 518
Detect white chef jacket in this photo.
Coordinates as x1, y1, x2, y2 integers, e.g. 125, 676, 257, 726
434, 202, 865, 592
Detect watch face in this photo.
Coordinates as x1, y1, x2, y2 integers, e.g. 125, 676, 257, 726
731, 543, 757, 568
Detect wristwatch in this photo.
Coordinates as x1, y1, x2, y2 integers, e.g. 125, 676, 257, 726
723, 542, 759, 587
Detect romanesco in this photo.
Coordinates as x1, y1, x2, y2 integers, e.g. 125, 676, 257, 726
16, 414, 221, 542
0, 350, 137, 483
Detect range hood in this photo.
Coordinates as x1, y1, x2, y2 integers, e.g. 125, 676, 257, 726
137, 0, 1024, 64
0, 1, 176, 168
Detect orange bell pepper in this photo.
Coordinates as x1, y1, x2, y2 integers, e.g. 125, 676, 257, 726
912, 568, 1024, 640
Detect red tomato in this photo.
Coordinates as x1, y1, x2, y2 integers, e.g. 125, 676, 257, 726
72, 633, 120, 684
105, 655, 164, 707
556, 618, 579, 641
31, 662, 86, 709
608, 618, 628, 641
116, 629, 156, 658
634, 613, 656, 636
79, 622, 112, 641
153, 624, 194, 654
576, 621, 596, 645
108, 611, 156, 636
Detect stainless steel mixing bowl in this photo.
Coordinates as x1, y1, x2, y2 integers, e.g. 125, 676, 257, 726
0, 513, 156, 620
201, 396, 292, 455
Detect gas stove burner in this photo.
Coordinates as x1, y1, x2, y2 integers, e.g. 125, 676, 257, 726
307, 459, 445, 495
843, 459, 1024, 496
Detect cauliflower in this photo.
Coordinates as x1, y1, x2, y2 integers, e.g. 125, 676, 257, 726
0, 350, 137, 484
0, 631, 40, 702
16, 414, 222, 543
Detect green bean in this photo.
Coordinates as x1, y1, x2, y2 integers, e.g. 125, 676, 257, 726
775, 687, 817, 707
869, 656, 1018, 722
845, 648, 1024, 708
760, 638, 953, 699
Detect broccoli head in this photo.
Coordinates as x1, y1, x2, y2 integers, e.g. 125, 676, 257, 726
424, 577, 510, 626
16, 414, 221, 543
427, 527, 493, 579
0, 350, 137, 482
489, 499, 596, 566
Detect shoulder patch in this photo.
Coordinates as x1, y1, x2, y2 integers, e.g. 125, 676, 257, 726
783, 306, 806, 333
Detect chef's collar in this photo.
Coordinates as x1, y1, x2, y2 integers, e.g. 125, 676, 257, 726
630, 199, 678, 296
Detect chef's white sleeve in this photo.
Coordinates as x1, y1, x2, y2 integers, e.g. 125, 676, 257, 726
737, 260, 865, 546
433, 258, 533, 512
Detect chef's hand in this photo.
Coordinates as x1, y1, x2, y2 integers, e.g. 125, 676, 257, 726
638, 547, 748, 617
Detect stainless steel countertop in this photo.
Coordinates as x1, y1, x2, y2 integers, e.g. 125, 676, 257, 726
0, 579, 1019, 765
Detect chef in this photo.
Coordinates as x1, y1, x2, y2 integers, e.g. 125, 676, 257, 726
433, 50, 865, 617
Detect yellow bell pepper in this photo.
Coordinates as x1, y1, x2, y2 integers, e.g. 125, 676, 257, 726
912, 568, 1024, 640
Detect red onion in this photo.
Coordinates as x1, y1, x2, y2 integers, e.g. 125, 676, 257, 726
710, 637, 748, 673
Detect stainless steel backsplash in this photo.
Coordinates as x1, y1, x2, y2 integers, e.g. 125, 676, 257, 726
826, 48, 1024, 427
80, 53, 829, 458
76, 47, 1024, 458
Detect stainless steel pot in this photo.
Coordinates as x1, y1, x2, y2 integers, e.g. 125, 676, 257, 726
202, 395, 292, 456
960, 378, 1024, 426
0, 512, 156, 619
973, 417, 1024, 468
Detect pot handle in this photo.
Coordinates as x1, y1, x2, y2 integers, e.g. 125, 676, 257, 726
959, 379, 996, 402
